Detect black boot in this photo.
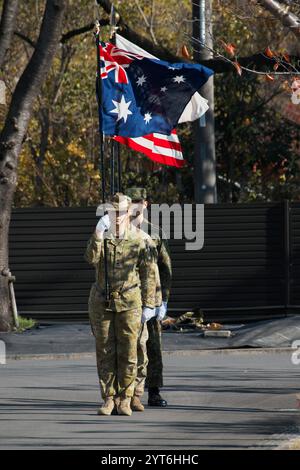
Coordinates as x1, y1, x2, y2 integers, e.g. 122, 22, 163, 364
148, 387, 167, 407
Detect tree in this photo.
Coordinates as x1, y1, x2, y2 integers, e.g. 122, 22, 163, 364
96, 0, 300, 72
0, 0, 65, 331
0, 0, 19, 69
1, 0, 300, 331
257, 0, 300, 39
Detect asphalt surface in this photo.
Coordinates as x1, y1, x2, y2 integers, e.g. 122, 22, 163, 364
1, 316, 300, 357
1, 351, 300, 449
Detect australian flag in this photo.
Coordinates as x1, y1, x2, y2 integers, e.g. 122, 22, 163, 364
98, 42, 214, 138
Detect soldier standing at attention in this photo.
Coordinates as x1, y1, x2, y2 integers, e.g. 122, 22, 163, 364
84, 193, 157, 416
127, 211, 162, 412
126, 188, 172, 407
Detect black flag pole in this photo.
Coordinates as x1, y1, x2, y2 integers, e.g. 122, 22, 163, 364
109, 4, 122, 193
95, 20, 109, 302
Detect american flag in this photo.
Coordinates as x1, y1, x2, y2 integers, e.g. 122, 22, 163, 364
114, 129, 185, 168
101, 39, 187, 167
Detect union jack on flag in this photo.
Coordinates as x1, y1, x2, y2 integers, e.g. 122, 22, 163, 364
100, 43, 143, 84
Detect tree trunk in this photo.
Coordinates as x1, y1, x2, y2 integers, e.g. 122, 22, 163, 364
0, 0, 65, 331
0, 0, 19, 69
0, 183, 14, 331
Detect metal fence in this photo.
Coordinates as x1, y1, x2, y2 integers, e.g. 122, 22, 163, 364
8, 201, 300, 322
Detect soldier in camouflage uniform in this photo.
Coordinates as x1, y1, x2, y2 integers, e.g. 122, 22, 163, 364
128, 222, 162, 412
126, 188, 172, 407
84, 193, 157, 416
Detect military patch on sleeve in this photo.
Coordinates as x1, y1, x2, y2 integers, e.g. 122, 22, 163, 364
144, 239, 158, 262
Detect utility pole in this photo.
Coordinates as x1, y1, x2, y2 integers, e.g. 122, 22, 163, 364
192, 0, 217, 203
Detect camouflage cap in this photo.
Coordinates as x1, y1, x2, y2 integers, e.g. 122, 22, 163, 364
126, 187, 147, 201
96, 192, 131, 216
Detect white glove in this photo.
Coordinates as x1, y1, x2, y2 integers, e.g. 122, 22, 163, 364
156, 301, 168, 321
95, 214, 110, 237
142, 307, 156, 323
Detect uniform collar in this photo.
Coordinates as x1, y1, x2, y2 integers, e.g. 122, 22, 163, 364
106, 225, 130, 244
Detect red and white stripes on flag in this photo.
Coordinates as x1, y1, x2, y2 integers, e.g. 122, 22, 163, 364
114, 130, 185, 168
113, 34, 187, 168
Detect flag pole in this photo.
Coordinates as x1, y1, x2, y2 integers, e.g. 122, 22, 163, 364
95, 20, 109, 302
110, 4, 122, 193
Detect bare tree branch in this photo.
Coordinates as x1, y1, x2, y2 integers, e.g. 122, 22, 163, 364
191, 36, 300, 75
61, 18, 109, 43
14, 18, 110, 50
256, 0, 300, 38
0, 0, 65, 169
0, 0, 19, 69
14, 30, 36, 48
96, 0, 300, 75
96, 0, 177, 61
134, 0, 158, 45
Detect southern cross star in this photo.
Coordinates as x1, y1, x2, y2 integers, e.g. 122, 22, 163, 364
173, 75, 185, 84
160, 86, 167, 92
136, 75, 147, 86
109, 95, 132, 123
144, 112, 152, 124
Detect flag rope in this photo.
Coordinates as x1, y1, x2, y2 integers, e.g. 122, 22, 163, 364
95, 19, 110, 301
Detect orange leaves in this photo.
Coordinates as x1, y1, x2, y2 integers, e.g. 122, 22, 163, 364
233, 61, 242, 76
220, 40, 236, 57
264, 47, 293, 83
265, 74, 275, 82
243, 118, 251, 126
265, 47, 291, 64
181, 45, 191, 60
265, 47, 274, 58
282, 53, 290, 63
220, 40, 242, 76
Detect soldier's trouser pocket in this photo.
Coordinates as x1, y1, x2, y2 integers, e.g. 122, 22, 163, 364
91, 308, 118, 399
115, 308, 142, 398
135, 322, 149, 397
88, 284, 106, 337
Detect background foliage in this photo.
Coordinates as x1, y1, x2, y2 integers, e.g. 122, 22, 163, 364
0, 0, 299, 206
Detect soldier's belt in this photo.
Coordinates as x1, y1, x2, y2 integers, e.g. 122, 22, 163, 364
94, 283, 139, 299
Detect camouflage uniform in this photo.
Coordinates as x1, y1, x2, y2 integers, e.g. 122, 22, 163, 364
126, 188, 172, 392
132, 227, 162, 397
85, 202, 157, 400
144, 219, 172, 389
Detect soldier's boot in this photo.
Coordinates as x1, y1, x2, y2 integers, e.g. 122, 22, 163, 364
148, 387, 167, 407
117, 397, 132, 416
111, 396, 120, 415
97, 397, 115, 416
131, 396, 145, 412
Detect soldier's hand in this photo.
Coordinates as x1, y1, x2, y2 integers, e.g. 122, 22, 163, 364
142, 307, 156, 323
156, 301, 168, 321
96, 214, 111, 237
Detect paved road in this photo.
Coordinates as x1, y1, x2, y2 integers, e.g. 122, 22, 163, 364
0, 351, 300, 449
2, 316, 300, 357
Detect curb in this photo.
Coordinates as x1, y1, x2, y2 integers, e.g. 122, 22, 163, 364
5, 347, 297, 361
276, 437, 300, 450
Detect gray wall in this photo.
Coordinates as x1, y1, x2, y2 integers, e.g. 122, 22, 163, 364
9, 202, 299, 322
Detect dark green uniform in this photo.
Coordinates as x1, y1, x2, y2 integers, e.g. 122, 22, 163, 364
143, 220, 172, 389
